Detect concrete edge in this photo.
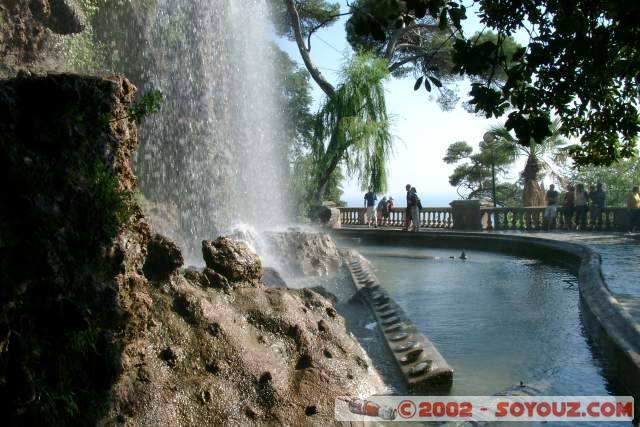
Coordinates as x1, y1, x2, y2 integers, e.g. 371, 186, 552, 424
332, 229, 640, 378
339, 248, 454, 392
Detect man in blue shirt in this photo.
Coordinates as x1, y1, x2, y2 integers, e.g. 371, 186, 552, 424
364, 186, 377, 227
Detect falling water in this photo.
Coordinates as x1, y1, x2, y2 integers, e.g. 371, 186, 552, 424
103, 0, 290, 260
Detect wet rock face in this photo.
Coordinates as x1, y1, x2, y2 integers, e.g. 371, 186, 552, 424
263, 231, 342, 276
202, 237, 262, 284
0, 74, 141, 426
143, 234, 183, 281
1, 0, 85, 69
46, 0, 86, 35
108, 273, 384, 426
262, 267, 287, 289
0, 75, 385, 426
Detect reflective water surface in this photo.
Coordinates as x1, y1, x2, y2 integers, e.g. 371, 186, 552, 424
342, 242, 634, 426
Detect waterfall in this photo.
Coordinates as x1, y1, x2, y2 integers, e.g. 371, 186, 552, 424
97, 0, 290, 261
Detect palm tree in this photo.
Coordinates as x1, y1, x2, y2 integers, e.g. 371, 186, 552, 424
487, 119, 570, 206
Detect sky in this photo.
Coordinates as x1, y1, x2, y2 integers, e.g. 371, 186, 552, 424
276, 1, 528, 207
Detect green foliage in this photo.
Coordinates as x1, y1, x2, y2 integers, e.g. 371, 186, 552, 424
54, 0, 113, 73
346, 0, 463, 109
564, 159, 640, 206
128, 89, 163, 124
271, 0, 341, 40
68, 324, 102, 357
487, 119, 571, 182
87, 159, 134, 238
312, 52, 392, 195
444, 139, 518, 205
346, 0, 640, 166
41, 388, 80, 418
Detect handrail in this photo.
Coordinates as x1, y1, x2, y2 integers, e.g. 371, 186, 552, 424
339, 207, 453, 229
338, 206, 632, 231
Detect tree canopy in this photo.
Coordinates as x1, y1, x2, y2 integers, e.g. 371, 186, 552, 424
343, 0, 640, 166
487, 119, 570, 205
563, 159, 640, 207
312, 53, 393, 195
443, 139, 521, 205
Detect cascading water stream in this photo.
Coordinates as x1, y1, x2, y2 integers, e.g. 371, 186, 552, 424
119, 0, 290, 261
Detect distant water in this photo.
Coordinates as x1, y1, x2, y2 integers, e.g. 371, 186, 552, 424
343, 193, 456, 208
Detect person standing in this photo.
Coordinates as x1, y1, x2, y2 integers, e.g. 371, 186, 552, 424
563, 185, 575, 230
364, 186, 377, 227
626, 186, 640, 232
574, 183, 589, 230
589, 183, 606, 229
402, 184, 412, 231
544, 184, 559, 229
386, 197, 395, 226
409, 187, 422, 232
376, 196, 388, 226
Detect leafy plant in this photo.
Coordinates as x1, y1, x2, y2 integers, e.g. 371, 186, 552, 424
87, 159, 134, 238
127, 89, 163, 124
311, 52, 393, 198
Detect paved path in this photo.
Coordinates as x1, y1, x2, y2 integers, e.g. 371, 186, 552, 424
342, 226, 640, 332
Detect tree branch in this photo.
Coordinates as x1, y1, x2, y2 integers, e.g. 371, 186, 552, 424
388, 54, 424, 73
285, 0, 336, 98
307, 11, 352, 51
385, 23, 440, 60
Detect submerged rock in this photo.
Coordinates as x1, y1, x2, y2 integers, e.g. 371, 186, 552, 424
202, 237, 262, 284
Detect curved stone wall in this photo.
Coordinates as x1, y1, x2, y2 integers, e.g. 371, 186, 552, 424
333, 229, 640, 389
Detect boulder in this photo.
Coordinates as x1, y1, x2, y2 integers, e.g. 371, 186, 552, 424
307, 286, 338, 305
143, 234, 184, 281
46, 0, 86, 35
312, 202, 341, 229
202, 268, 231, 290
202, 237, 262, 284
263, 231, 341, 276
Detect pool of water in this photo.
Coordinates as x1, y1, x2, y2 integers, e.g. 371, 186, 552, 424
338, 241, 635, 426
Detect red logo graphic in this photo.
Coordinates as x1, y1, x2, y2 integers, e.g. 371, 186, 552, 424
398, 399, 417, 418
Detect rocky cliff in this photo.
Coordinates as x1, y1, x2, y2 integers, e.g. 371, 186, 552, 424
0, 74, 383, 426
0, 0, 85, 72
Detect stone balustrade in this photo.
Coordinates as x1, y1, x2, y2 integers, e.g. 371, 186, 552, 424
339, 207, 453, 229
339, 205, 633, 231
480, 206, 630, 231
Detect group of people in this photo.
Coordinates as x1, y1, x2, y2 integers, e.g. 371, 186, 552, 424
363, 184, 422, 231
544, 183, 640, 231
544, 183, 606, 229
364, 182, 640, 232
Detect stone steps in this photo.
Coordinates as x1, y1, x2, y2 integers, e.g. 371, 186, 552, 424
343, 250, 454, 392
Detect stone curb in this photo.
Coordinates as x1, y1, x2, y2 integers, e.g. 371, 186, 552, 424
339, 248, 454, 392
333, 229, 640, 380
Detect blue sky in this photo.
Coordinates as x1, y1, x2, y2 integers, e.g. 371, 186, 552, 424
277, 1, 528, 207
